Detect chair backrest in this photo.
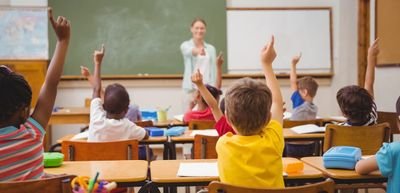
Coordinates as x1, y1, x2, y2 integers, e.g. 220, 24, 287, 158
135, 120, 154, 127
84, 98, 91, 108
323, 122, 391, 155
283, 119, 324, 128
189, 120, 216, 130
208, 179, 334, 193
193, 134, 219, 159
0, 175, 75, 193
61, 139, 139, 161
377, 111, 399, 140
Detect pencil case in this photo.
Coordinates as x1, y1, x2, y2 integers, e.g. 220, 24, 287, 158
43, 152, 64, 168
146, 127, 164, 137
283, 159, 304, 173
323, 146, 361, 170
165, 126, 187, 136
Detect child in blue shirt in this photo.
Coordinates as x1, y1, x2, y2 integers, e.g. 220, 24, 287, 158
289, 53, 319, 120
355, 96, 400, 193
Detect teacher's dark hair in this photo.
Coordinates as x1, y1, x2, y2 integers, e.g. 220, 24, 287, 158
191, 17, 207, 27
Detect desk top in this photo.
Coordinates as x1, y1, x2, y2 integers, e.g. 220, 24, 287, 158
170, 129, 325, 143
44, 160, 148, 182
150, 158, 323, 183
301, 157, 384, 180
55, 134, 167, 144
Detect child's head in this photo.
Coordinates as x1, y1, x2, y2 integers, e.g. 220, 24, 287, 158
103, 83, 130, 119
337, 85, 376, 126
297, 76, 318, 100
225, 78, 272, 136
0, 66, 32, 125
194, 84, 222, 106
219, 97, 225, 114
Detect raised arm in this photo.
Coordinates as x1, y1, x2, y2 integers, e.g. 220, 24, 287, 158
216, 52, 224, 89
31, 8, 70, 128
261, 36, 283, 124
92, 44, 105, 99
192, 70, 223, 121
81, 66, 104, 99
290, 53, 302, 90
365, 38, 379, 97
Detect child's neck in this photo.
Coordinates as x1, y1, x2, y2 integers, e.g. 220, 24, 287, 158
303, 96, 314, 103
106, 113, 125, 120
196, 102, 208, 111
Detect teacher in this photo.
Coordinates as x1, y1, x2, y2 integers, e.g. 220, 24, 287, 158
180, 18, 223, 95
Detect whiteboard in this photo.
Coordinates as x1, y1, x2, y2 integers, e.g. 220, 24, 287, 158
0, 7, 48, 59
227, 8, 332, 74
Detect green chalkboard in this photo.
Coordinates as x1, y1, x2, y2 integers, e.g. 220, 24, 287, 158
49, 0, 227, 76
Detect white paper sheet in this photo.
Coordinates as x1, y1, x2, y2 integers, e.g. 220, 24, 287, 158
290, 124, 326, 134
190, 129, 218, 136
174, 114, 184, 122
177, 162, 219, 177
71, 130, 89, 140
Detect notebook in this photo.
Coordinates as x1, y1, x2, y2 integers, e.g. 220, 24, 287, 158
290, 124, 326, 134
190, 129, 218, 136
71, 130, 89, 140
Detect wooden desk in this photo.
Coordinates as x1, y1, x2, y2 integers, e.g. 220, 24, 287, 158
49, 107, 90, 125
150, 158, 324, 190
168, 129, 326, 158
44, 160, 148, 187
301, 157, 387, 189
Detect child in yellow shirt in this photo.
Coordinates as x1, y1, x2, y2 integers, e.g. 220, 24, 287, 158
216, 36, 285, 188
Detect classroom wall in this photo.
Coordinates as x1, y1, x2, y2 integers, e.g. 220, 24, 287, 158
6, 0, 399, 143
370, 1, 400, 112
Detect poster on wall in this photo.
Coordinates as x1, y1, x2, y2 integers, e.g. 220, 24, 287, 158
0, 7, 48, 59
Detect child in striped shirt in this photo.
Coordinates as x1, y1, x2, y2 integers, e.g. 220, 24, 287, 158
0, 9, 70, 181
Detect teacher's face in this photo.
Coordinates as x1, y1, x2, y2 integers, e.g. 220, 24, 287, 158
191, 21, 206, 40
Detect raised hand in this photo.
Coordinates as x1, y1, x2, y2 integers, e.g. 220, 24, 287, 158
368, 38, 380, 58
261, 35, 277, 66
48, 8, 70, 42
80, 66, 91, 77
216, 52, 224, 67
191, 69, 203, 85
291, 53, 302, 66
93, 44, 105, 65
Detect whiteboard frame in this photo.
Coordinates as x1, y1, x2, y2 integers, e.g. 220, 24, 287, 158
226, 7, 333, 76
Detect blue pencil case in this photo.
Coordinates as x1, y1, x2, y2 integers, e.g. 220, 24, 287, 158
146, 127, 164, 137
323, 146, 361, 170
165, 126, 187, 136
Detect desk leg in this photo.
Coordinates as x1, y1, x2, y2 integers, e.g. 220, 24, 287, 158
163, 142, 170, 160
168, 142, 177, 160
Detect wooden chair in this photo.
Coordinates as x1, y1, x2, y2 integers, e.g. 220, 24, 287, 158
283, 119, 324, 157
135, 120, 154, 127
377, 111, 399, 141
61, 139, 139, 161
189, 120, 216, 130
0, 175, 75, 193
208, 179, 335, 193
323, 122, 391, 155
193, 134, 219, 159
283, 119, 324, 128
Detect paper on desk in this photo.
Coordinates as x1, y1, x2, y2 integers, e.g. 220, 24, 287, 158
283, 112, 292, 119
190, 129, 218, 136
290, 124, 326, 134
177, 162, 219, 177
71, 130, 89, 140
174, 114, 184, 122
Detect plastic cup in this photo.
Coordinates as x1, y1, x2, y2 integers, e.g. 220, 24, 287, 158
157, 110, 167, 122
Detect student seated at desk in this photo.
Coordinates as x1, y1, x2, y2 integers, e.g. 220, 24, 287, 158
80, 67, 142, 122
87, 45, 148, 156
0, 9, 70, 181
183, 82, 222, 123
355, 96, 400, 193
289, 53, 319, 120
191, 70, 235, 136
217, 36, 285, 188
336, 39, 380, 127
